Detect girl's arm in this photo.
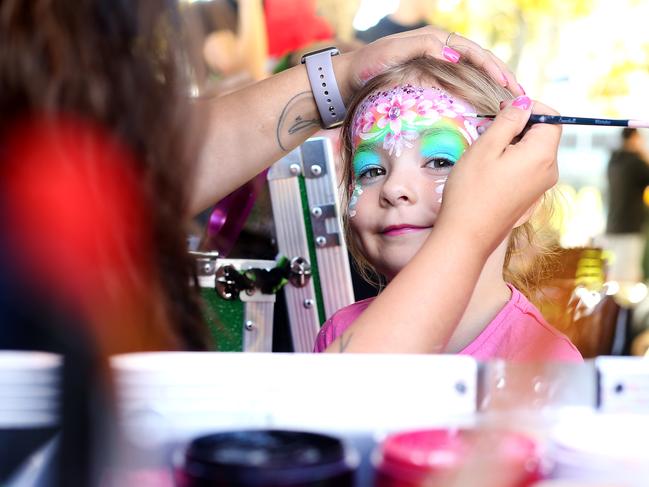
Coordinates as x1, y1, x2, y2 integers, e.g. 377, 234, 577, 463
190, 27, 524, 214
325, 99, 562, 353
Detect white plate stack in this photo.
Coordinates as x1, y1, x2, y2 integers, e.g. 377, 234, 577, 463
0, 351, 61, 429
547, 411, 649, 486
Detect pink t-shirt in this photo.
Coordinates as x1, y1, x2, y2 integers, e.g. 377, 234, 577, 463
313, 285, 583, 362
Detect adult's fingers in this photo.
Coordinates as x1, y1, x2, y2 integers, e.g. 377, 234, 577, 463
443, 35, 510, 90
380, 27, 520, 92
513, 100, 562, 158
469, 96, 533, 158
484, 50, 523, 96
503, 100, 562, 190
349, 28, 445, 84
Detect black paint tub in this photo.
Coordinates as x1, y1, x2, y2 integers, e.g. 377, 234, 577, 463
174, 430, 358, 487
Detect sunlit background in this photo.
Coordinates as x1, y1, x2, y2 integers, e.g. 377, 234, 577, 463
351, 0, 649, 248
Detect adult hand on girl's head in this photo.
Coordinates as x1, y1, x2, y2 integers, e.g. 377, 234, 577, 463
436, 96, 561, 255
336, 26, 524, 99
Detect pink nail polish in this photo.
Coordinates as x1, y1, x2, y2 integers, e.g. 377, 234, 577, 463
442, 46, 460, 63
517, 83, 526, 95
512, 95, 531, 110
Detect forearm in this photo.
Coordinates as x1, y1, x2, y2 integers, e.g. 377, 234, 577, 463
325, 224, 490, 353
191, 56, 352, 214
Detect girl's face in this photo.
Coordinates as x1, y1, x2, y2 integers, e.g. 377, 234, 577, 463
348, 84, 485, 280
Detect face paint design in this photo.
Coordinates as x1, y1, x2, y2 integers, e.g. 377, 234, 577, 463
348, 85, 487, 216
351, 85, 484, 157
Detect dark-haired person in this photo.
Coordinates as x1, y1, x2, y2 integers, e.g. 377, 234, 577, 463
604, 128, 649, 283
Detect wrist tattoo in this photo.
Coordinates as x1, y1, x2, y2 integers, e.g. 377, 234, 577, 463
276, 91, 320, 152
339, 332, 353, 353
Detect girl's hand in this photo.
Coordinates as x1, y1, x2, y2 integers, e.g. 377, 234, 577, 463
436, 96, 561, 254
336, 26, 524, 99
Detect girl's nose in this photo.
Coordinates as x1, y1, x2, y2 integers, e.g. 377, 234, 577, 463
380, 168, 418, 207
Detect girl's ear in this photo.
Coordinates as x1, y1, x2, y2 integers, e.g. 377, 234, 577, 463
513, 197, 541, 228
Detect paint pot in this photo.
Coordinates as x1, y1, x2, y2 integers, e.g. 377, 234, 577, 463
174, 430, 358, 486
373, 428, 542, 487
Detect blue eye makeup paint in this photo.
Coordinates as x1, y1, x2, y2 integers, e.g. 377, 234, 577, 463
419, 123, 468, 164
352, 149, 382, 179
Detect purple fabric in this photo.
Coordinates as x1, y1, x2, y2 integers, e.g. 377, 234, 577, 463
205, 171, 267, 256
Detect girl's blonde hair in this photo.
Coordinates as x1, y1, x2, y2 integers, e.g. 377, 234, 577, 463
339, 56, 557, 298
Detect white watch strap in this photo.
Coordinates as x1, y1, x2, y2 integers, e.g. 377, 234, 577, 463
301, 48, 346, 129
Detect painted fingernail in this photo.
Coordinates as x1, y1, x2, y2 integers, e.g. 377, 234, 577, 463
442, 46, 460, 63
512, 95, 531, 110
518, 83, 526, 95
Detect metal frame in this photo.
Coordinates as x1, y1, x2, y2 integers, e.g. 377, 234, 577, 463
268, 137, 354, 352
194, 252, 276, 352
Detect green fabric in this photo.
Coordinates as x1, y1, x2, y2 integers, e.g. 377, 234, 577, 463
298, 176, 326, 325
200, 288, 244, 352
272, 53, 292, 74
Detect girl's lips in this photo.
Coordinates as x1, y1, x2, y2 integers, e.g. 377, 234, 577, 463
381, 224, 431, 236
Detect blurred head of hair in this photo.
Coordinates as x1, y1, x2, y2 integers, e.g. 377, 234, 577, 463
0, 0, 211, 352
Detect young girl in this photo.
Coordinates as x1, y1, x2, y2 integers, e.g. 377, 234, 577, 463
314, 57, 582, 362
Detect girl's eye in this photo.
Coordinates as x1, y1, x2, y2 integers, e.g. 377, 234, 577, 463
425, 157, 455, 170
358, 165, 386, 179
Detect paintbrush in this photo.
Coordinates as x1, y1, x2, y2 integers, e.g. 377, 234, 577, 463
469, 114, 649, 128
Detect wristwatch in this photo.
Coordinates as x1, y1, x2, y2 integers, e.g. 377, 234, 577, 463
300, 47, 347, 129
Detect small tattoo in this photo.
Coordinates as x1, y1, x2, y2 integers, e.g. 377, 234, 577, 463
288, 115, 319, 135
339, 332, 353, 353
276, 91, 318, 152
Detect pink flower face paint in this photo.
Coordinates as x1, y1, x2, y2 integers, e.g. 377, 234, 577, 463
348, 85, 487, 217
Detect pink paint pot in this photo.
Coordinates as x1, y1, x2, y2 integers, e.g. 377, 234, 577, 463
373, 429, 542, 487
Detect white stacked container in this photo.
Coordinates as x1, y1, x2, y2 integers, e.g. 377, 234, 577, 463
0, 351, 61, 483
0, 351, 60, 429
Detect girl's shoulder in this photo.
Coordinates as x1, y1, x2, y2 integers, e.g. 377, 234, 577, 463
506, 286, 584, 362
462, 286, 584, 363
312, 297, 375, 353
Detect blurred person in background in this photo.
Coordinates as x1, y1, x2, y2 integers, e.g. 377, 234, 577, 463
356, 0, 432, 44
603, 128, 649, 283
194, 0, 269, 94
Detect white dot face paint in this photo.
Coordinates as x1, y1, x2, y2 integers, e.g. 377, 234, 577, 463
434, 178, 446, 204
348, 183, 363, 218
